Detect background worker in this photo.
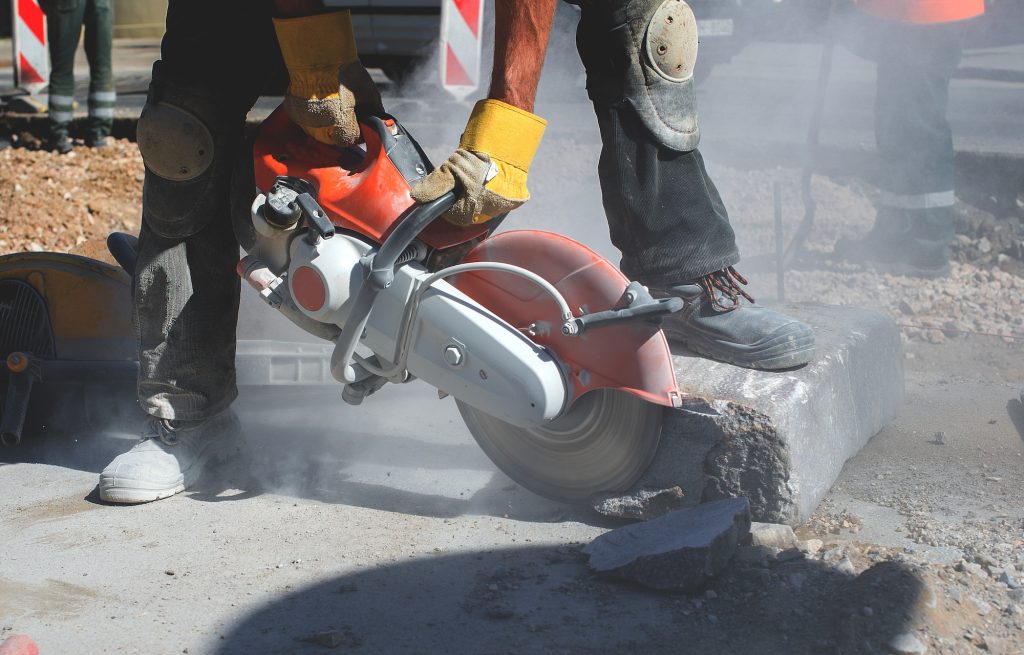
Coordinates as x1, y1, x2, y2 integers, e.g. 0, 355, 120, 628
99, 0, 815, 504
835, 0, 985, 277
40, 0, 116, 153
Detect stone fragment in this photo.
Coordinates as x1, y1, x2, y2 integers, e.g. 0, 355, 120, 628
734, 545, 775, 565
997, 570, 1019, 589
799, 539, 824, 554
981, 635, 1007, 654
746, 522, 799, 550
1009, 588, 1024, 602
887, 632, 926, 655
971, 596, 993, 616
590, 486, 685, 521
775, 548, 805, 563
836, 557, 856, 576
583, 497, 751, 592
957, 560, 986, 578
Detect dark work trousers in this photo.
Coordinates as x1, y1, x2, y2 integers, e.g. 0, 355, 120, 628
134, 0, 284, 420
874, 20, 964, 251
45, 0, 115, 138
573, 0, 739, 285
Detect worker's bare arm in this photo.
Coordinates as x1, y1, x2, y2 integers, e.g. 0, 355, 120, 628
490, 0, 558, 112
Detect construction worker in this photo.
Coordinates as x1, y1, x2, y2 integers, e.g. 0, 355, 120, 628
98, 0, 815, 504
40, 0, 116, 153
835, 0, 985, 277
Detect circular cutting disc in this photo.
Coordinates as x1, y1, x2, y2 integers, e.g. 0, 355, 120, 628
457, 389, 663, 501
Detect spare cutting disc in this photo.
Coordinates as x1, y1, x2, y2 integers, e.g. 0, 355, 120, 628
457, 389, 662, 501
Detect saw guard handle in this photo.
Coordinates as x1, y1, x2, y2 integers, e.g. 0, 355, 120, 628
331, 191, 458, 385
451, 231, 681, 409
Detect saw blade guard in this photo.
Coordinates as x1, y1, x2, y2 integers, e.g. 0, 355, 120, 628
450, 230, 681, 410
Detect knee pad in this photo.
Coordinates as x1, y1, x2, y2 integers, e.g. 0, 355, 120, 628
136, 69, 241, 240
625, 0, 701, 152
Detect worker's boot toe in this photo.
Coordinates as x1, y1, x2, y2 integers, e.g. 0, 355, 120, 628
48, 134, 73, 155
653, 267, 815, 371
99, 411, 242, 504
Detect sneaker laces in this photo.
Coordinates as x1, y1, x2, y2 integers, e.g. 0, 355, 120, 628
698, 266, 755, 313
143, 417, 182, 446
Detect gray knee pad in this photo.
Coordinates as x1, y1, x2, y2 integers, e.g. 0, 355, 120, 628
136, 71, 240, 240
622, 0, 701, 152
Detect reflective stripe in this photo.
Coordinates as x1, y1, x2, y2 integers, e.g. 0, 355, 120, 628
49, 110, 74, 123
90, 107, 115, 119
89, 91, 117, 102
879, 189, 955, 210
49, 94, 75, 106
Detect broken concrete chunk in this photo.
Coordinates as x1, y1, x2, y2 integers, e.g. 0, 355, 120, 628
583, 497, 750, 592
746, 522, 799, 550
589, 486, 685, 521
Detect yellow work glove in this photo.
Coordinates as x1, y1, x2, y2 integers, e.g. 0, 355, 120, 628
411, 100, 547, 226
273, 11, 383, 148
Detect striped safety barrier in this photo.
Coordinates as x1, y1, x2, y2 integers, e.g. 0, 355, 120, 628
439, 0, 484, 100
11, 0, 50, 93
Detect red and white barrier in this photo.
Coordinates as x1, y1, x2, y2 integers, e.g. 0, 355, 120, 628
439, 0, 484, 100
10, 0, 50, 93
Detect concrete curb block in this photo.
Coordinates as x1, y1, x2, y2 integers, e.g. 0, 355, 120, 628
593, 303, 904, 525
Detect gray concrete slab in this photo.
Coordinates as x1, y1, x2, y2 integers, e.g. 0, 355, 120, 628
584, 497, 751, 592
593, 303, 904, 526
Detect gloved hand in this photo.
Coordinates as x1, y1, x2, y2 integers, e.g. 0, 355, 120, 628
273, 11, 383, 148
411, 100, 547, 226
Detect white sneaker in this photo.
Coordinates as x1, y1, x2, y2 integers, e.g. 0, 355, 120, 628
99, 411, 242, 504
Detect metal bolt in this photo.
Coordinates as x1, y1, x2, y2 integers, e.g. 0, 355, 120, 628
443, 345, 463, 367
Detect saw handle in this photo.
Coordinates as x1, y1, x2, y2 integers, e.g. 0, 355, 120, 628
568, 282, 683, 335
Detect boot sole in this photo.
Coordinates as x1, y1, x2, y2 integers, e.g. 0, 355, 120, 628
98, 438, 238, 504
666, 324, 816, 371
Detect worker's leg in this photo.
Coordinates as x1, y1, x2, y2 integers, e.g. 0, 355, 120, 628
835, 20, 963, 276
573, 0, 813, 370
593, 102, 738, 285
100, 0, 285, 503
44, 0, 86, 153
82, 0, 115, 146
876, 21, 962, 267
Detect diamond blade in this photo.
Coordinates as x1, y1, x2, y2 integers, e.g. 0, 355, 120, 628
457, 389, 662, 501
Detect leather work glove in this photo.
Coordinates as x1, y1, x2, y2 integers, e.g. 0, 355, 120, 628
411, 99, 547, 226
273, 11, 384, 148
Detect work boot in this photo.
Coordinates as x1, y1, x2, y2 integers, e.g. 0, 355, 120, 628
833, 208, 951, 278
48, 132, 73, 155
653, 267, 815, 370
99, 410, 243, 504
84, 131, 109, 148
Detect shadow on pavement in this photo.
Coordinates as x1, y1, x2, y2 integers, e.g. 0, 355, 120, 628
1007, 395, 1024, 443
214, 545, 934, 655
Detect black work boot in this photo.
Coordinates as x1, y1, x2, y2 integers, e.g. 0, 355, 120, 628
48, 131, 73, 155
85, 131, 110, 148
653, 267, 815, 371
833, 207, 951, 278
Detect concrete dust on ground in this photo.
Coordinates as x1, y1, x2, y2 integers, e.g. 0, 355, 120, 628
1, 115, 1023, 653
